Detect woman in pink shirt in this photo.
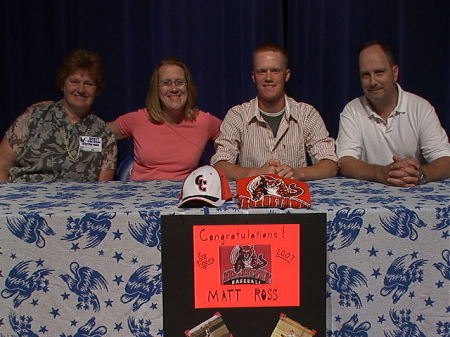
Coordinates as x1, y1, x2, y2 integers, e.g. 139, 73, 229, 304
107, 58, 221, 180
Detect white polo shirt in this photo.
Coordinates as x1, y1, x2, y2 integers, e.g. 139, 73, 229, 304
336, 84, 450, 165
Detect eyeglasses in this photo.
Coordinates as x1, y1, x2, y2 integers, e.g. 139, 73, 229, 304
159, 79, 187, 87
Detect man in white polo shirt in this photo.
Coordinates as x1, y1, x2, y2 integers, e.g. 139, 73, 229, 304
336, 40, 450, 187
211, 43, 337, 181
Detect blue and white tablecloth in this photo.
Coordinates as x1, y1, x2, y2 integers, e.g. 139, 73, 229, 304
0, 177, 449, 337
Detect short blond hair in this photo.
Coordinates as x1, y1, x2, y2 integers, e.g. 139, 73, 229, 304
253, 43, 289, 69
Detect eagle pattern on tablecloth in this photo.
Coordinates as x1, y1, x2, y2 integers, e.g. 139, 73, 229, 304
0, 178, 448, 337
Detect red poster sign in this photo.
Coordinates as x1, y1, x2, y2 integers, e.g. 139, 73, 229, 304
193, 224, 300, 308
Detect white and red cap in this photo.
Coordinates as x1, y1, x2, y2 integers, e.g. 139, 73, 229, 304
178, 165, 232, 208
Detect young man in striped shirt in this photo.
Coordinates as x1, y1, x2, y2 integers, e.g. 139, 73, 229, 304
211, 43, 337, 181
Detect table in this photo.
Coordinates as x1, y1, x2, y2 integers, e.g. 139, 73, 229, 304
0, 177, 449, 336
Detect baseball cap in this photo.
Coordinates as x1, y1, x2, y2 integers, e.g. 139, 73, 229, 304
179, 165, 232, 208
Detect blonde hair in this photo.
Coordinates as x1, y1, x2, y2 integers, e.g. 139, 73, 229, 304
145, 58, 198, 123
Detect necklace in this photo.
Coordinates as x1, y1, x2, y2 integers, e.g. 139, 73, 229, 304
62, 126, 91, 161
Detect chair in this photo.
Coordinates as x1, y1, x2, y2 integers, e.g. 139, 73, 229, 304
116, 155, 134, 181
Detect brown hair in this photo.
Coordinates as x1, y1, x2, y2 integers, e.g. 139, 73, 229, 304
358, 40, 396, 66
145, 58, 198, 123
253, 43, 289, 68
57, 49, 105, 94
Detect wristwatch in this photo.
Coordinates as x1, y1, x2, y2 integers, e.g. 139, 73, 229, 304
418, 169, 427, 185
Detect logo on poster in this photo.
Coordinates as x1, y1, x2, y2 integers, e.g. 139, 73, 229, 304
221, 245, 272, 285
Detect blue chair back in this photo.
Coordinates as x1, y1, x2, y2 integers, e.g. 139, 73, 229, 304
116, 155, 134, 181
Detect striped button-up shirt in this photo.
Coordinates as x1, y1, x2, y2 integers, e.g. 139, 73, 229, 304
211, 96, 337, 168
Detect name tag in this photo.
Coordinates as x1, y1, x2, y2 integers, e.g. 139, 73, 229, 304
79, 136, 102, 152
